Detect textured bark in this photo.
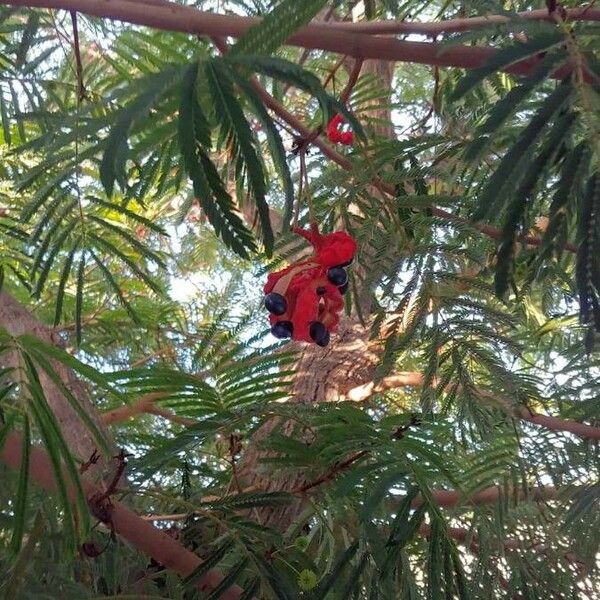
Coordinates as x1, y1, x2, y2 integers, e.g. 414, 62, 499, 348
237, 319, 379, 529
0, 291, 117, 480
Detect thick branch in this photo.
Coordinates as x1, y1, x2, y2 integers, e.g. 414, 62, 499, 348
413, 484, 557, 510
0, 430, 245, 599
0, 0, 577, 76
324, 8, 600, 35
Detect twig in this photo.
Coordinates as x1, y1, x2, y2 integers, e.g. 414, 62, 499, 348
293, 450, 369, 493
340, 58, 363, 104
69, 10, 86, 101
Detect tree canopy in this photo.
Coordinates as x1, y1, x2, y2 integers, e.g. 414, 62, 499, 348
1, 0, 600, 598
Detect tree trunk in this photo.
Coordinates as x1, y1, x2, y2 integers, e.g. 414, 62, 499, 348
0, 291, 118, 481
237, 56, 395, 532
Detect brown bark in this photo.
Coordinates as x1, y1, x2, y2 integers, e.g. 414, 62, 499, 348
0, 291, 116, 480
236, 319, 380, 529
411, 484, 557, 510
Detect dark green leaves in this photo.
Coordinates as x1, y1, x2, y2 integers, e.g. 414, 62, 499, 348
178, 62, 256, 258
206, 61, 274, 255
230, 0, 328, 57
474, 80, 572, 224
227, 55, 364, 138
576, 173, 600, 349
494, 108, 577, 297
100, 67, 183, 197
463, 52, 566, 162
9, 417, 30, 555
182, 541, 231, 588
450, 31, 563, 102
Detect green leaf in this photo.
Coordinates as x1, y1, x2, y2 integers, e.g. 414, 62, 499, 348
22, 357, 81, 546
86, 196, 167, 235
473, 80, 572, 222
227, 55, 364, 138
226, 68, 294, 228
450, 31, 563, 102
17, 335, 124, 402
75, 252, 85, 346
15, 12, 40, 68
9, 416, 30, 555
576, 173, 600, 341
201, 491, 292, 510
182, 541, 231, 588
494, 110, 577, 297
230, 0, 327, 56
177, 62, 256, 258
88, 232, 163, 294
54, 240, 79, 326
463, 51, 565, 162
90, 250, 141, 325
0, 90, 11, 146
314, 541, 360, 597
338, 552, 369, 599
21, 344, 111, 456
100, 67, 182, 196
206, 61, 273, 256
33, 219, 78, 299
239, 577, 261, 600
540, 142, 590, 257
205, 558, 250, 600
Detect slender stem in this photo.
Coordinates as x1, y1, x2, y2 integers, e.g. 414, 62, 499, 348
340, 58, 363, 104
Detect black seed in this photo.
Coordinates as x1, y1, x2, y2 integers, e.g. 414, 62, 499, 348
338, 281, 349, 295
327, 267, 348, 287
309, 321, 330, 347
265, 292, 287, 315
316, 286, 326, 296
271, 321, 293, 339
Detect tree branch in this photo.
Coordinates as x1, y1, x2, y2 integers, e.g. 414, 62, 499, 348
0, 430, 246, 599
322, 7, 600, 35
0, 0, 578, 76
102, 392, 195, 427
344, 371, 600, 440
413, 484, 557, 509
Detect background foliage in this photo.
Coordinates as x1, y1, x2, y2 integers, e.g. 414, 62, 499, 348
1, 0, 600, 598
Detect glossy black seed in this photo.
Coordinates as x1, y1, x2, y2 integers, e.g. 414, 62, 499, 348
327, 267, 347, 287
309, 321, 330, 347
338, 281, 349, 295
265, 292, 287, 315
316, 286, 326, 296
271, 321, 293, 339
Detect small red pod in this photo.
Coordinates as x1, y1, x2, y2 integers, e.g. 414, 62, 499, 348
264, 225, 356, 347
326, 114, 354, 146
